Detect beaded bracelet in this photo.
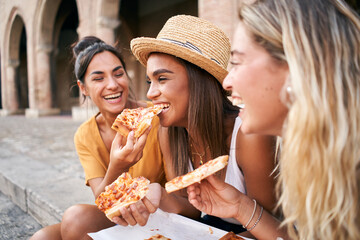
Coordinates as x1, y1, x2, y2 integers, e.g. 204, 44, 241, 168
242, 199, 257, 229
247, 205, 264, 231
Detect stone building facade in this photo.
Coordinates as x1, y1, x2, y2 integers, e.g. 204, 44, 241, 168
0, 0, 239, 120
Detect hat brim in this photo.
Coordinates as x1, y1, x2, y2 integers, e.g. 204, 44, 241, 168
131, 37, 228, 83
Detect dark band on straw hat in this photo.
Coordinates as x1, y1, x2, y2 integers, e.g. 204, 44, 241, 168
160, 38, 221, 65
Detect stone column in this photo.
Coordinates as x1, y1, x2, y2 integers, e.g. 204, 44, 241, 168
198, 0, 239, 42
25, 44, 60, 118
0, 59, 21, 115
36, 44, 52, 109
96, 16, 121, 45
71, 16, 120, 121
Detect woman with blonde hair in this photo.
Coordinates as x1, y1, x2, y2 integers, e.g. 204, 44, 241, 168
188, 0, 360, 239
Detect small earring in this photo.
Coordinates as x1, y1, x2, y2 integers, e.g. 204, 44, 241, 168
286, 86, 292, 93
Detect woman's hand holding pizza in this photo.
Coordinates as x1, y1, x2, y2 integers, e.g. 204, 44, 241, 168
187, 175, 244, 220
109, 127, 151, 171
112, 183, 162, 226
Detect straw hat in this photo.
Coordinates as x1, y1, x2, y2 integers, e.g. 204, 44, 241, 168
130, 15, 230, 83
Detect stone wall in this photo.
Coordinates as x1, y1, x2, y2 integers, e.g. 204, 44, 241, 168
0, 0, 238, 120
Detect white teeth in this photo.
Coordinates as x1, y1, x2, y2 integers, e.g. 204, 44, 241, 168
104, 92, 121, 99
232, 98, 244, 108
153, 104, 170, 115
156, 104, 170, 109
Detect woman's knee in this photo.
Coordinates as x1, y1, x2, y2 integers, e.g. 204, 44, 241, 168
61, 204, 112, 240
29, 223, 61, 240
62, 204, 89, 224
61, 204, 90, 239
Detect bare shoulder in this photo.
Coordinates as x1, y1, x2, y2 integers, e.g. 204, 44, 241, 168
235, 130, 278, 210
235, 130, 277, 166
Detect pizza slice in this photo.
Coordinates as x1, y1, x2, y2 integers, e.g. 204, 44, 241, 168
165, 155, 229, 193
145, 234, 172, 240
95, 172, 150, 220
219, 232, 246, 240
112, 104, 168, 138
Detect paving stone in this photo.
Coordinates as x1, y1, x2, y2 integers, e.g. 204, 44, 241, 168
0, 191, 41, 240
0, 115, 94, 234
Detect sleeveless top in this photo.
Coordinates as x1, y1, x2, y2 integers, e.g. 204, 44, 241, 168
189, 117, 245, 225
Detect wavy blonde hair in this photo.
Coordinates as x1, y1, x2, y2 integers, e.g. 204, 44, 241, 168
240, 0, 360, 239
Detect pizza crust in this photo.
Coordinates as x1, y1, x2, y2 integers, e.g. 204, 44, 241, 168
95, 172, 150, 221
134, 112, 155, 138
105, 183, 149, 220
111, 120, 132, 137
219, 232, 245, 240
111, 105, 166, 138
145, 234, 172, 240
165, 155, 229, 193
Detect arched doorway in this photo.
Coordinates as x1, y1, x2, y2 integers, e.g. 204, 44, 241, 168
18, 27, 29, 109
35, 0, 79, 115
115, 0, 198, 100
53, 0, 79, 114
6, 14, 28, 113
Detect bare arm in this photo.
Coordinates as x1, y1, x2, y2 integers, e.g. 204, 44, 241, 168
187, 175, 289, 240
90, 129, 151, 198
236, 131, 278, 212
113, 126, 200, 226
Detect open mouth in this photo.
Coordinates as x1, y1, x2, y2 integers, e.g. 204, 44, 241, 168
154, 103, 170, 115
158, 103, 170, 110
232, 97, 245, 109
156, 103, 170, 111
104, 92, 122, 100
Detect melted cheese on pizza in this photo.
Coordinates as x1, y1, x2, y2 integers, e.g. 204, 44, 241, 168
116, 105, 165, 130
112, 104, 168, 138
95, 172, 150, 213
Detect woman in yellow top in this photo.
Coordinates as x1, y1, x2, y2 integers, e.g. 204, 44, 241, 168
31, 36, 165, 240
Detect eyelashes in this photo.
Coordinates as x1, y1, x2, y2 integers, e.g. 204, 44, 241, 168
145, 76, 168, 84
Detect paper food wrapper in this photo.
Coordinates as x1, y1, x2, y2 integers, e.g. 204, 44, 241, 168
89, 209, 231, 240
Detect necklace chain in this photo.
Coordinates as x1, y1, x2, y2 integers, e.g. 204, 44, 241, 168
190, 143, 209, 166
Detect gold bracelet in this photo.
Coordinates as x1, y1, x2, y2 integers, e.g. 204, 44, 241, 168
247, 205, 263, 231
242, 199, 257, 229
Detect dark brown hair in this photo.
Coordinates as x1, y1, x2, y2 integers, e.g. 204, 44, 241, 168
168, 57, 239, 176
72, 36, 128, 83
72, 36, 135, 101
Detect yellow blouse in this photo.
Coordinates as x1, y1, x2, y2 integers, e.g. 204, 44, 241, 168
74, 110, 165, 186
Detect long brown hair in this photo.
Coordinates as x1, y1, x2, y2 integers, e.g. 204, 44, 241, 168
168, 57, 239, 176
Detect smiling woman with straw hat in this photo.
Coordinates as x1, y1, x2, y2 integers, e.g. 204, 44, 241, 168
110, 15, 278, 237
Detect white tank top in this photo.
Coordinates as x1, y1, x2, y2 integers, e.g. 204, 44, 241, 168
222, 117, 245, 225
225, 117, 246, 194
189, 117, 246, 225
